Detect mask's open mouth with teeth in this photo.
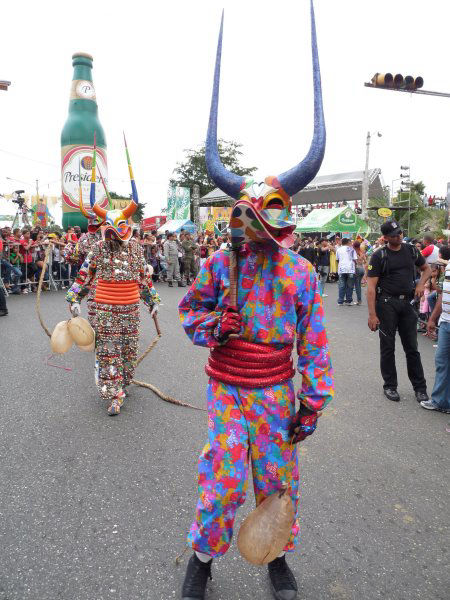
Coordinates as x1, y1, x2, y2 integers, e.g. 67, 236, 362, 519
266, 198, 284, 210
101, 224, 131, 241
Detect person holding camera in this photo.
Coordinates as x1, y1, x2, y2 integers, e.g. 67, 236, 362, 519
0, 237, 8, 316
366, 221, 431, 403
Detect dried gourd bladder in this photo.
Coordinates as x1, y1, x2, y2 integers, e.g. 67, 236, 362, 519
237, 483, 295, 565
67, 317, 95, 348
50, 321, 73, 354
78, 339, 95, 352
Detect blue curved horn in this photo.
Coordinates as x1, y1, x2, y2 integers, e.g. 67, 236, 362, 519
278, 0, 326, 196
205, 12, 245, 200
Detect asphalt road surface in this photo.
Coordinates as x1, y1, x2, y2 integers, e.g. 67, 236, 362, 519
0, 281, 448, 600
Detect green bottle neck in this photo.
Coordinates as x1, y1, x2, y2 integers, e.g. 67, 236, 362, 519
72, 64, 93, 82
68, 98, 99, 113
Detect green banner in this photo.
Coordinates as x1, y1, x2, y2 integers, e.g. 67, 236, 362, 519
167, 185, 190, 220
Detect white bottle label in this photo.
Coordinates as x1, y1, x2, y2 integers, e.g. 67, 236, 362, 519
71, 80, 96, 100
61, 145, 108, 210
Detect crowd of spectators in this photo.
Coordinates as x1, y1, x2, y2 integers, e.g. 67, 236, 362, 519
1, 223, 448, 327
133, 228, 231, 286
0, 224, 73, 294
292, 232, 449, 329
0, 224, 234, 295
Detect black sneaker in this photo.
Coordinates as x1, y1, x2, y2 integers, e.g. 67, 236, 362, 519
415, 390, 429, 403
267, 555, 298, 600
384, 388, 400, 402
181, 554, 212, 600
0, 309, 8, 317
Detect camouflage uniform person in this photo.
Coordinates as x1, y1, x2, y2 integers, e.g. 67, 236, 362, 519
182, 233, 198, 285
164, 233, 184, 287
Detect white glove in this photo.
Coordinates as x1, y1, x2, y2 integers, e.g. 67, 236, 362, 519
70, 302, 81, 317
150, 304, 159, 317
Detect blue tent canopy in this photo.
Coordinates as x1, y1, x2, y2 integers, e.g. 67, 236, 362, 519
157, 219, 196, 234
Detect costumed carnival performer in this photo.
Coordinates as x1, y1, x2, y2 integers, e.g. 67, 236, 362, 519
178, 2, 334, 599
66, 135, 161, 415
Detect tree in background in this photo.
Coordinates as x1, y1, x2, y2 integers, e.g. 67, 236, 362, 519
171, 139, 257, 198
109, 191, 145, 224
367, 180, 446, 239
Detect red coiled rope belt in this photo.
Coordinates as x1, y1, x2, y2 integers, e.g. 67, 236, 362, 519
205, 338, 295, 388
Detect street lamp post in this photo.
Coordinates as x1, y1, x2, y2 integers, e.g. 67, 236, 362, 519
361, 131, 382, 220
400, 166, 412, 236
390, 178, 402, 207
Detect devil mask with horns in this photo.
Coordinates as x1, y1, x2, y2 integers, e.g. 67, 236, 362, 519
205, 0, 325, 250
90, 133, 139, 242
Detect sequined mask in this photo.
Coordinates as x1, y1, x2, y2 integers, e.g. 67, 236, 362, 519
230, 177, 296, 248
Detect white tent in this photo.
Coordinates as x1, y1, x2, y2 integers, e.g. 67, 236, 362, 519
0, 197, 16, 227
156, 219, 196, 234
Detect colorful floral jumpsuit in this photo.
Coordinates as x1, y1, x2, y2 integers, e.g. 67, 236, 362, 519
179, 243, 334, 557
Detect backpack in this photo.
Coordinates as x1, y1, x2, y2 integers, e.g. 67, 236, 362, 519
378, 242, 420, 277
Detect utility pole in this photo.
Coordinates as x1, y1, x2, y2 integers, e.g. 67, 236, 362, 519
361, 131, 382, 220
390, 178, 401, 208
192, 184, 200, 229
361, 132, 370, 221
399, 166, 411, 236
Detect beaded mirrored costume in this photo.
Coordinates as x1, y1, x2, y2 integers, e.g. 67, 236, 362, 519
75, 164, 103, 326
179, 2, 334, 598
66, 137, 161, 415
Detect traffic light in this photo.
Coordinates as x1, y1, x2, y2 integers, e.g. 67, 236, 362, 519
371, 73, 424, 91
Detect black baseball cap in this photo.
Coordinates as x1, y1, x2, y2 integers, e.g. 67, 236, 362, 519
381, 220, 402, 236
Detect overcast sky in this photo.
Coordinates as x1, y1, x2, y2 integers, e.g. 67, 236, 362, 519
1, 0, 449, 222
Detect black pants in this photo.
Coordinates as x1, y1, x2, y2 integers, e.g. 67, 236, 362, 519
0, 286, 7, 311
376, 295, 427, 392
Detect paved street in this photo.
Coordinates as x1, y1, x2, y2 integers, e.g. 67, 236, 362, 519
0, 282, 448, 600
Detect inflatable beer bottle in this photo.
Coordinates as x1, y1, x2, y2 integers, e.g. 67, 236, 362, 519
61, 52, 108, 230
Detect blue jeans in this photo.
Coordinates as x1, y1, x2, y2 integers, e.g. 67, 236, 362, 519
354, 266, 365, 303
430, 321, 450, 411
319, 266, 329, 295
338, 273, 354, 304
1, 259, 22, 284
428, 291, 437, 315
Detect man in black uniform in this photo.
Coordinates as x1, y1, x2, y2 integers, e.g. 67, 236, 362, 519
367, 220, 431, 402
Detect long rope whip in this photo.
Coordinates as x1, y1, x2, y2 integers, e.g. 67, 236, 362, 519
36, 242, 53, 338
35, 244, 203, 411
132, 313, 205, 411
